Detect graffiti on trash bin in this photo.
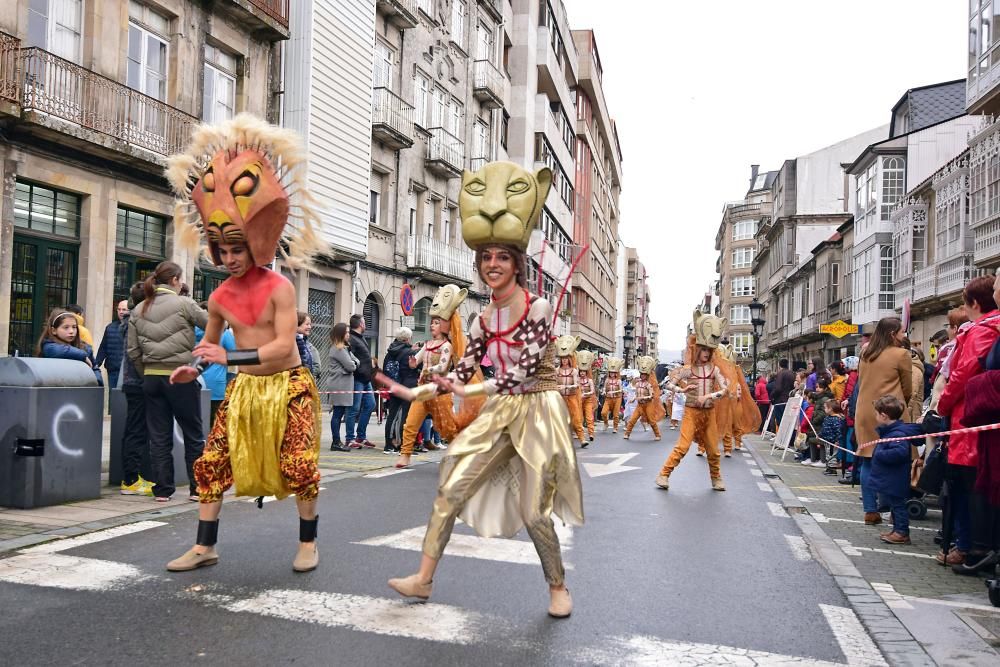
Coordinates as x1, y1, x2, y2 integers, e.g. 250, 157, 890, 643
51, 404, 85, 458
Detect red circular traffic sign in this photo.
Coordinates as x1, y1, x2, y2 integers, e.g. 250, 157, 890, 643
400, 283, 414, 316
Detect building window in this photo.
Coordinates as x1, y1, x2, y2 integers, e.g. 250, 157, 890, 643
447, 98, 463, 137
879, 245, 894, 310
14, 180, 81, 238
881, 157, 905, 221
730, 305, 751, 325
193, 264, 227, 304
500, 110, 509, 150
413, 73, 430, 128
9, 237, 78, 356
475, 21, 496, 63
731, 333, 753, 357
829, 262, 840, 303
203, 45, 237, 123
732, 247, 754, 269
732, 219, 757, 241
731, 276, 754, 297
27, 0, 82, 61
534, 134, 574, 211
369, 190, 380, 226
450, 0, 467, 48
127, 3, 169, 101
116, 206, 166, 256
374, 41, 393, 88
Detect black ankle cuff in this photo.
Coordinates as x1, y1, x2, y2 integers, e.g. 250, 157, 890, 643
300, 516, 318, 542
196, 519, 219, 547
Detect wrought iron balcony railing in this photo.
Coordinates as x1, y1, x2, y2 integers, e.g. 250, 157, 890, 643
407, 234, 475, 283
245, 0, 289, 27
371, 86, 414, 149
426, 127, 464, 176
0, 31, 18, 105
18, 46, 197, 157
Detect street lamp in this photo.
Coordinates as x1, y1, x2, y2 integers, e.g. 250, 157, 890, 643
749, 298, 765, 384
623, 320, 635, 367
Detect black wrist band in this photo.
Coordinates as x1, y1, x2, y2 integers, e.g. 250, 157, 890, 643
228, 349, 261, 365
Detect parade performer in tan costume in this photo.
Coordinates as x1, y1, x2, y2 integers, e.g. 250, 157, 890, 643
162, 114, 327, 573
576, 350, 597, 443
396, 284, 474, 469
601, 356, 625, 432
623, 356, 664, 441
697, 342, 757, 458
385, 161, 584, 618
657, 311, 731, 492
556, 335, 587, 443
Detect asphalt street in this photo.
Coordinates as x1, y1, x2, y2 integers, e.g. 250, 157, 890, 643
0, 424, 887, 666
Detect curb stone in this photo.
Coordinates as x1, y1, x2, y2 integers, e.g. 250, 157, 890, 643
745, 437, 936, 667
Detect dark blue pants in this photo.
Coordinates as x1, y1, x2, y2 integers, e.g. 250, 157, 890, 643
881, 493, 910, 535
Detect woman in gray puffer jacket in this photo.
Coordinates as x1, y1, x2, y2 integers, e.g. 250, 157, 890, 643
328, 322, 358, 452
127, 261, 208, 501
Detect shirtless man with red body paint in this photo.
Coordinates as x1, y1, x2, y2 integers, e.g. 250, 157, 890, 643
163, 115, 325, 575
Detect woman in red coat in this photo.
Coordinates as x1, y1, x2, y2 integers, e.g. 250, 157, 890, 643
937, 276, 1000, 564
754, 375, 769, 426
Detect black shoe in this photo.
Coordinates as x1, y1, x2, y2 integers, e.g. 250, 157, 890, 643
837, 475, 854, 485
330, 442, 350, 452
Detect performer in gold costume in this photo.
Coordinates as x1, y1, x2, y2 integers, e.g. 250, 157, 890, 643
576, 350, 597, 443
600, 356, 624, 432
556, 335, 587, 443
386, 161, 583, 618
162, 114, 327, 573
623, 356, 664, 441
396, 284, 467, 469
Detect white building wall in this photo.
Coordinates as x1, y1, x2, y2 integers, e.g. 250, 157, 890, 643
905, 116, 980, 190
795, 125, 888, 215
285, 0, 373, 257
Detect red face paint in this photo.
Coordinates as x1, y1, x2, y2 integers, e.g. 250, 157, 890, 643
210, 266, 288, 327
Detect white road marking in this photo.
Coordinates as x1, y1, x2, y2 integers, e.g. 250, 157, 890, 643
0, 553, 147, 591
757, 482, 774, 493
20, 520, 167, 554
751, 468, 764, 478
767, 502, 790, 518
784, 535, 812, 562
874, 581, 1000, 613
820, 604, 888, 666
834, 538, 936, 560
576, 633, 845, 666
870, 582, 914, 610
225, 588, 487, 645
817, 515, 936, 532
746, 459, 758, 466
356, 524, 574, 569
581, 452, 640, 477
364, 468, 413, 478
798, 496, 862, 506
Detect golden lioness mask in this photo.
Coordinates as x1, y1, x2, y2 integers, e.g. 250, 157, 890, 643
576, 350, 596, 372
429, 284, 467, 321
459, 162, 552, 251
693, 309, 727, 349
554, 334, 581, 358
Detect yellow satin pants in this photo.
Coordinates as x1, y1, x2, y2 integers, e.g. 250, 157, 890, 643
422, 434, 566, 585
661, 407, 721, 480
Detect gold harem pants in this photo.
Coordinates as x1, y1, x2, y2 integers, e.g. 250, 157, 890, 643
661, 406, 721, 480
602, 395, 622, 430
562, 392, 585, 441
624, 401, 661, 438
401, 393, 457, 455
193, 367, 321, 502
422, 391, 584, 586
581, 394, 597, 438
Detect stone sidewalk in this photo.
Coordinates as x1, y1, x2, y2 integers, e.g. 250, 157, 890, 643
0, 414, 442, 553
743, 434, 1000, 666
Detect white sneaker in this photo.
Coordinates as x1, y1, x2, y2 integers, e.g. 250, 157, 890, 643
801, 460, 812, 466
811, 460, 826, 467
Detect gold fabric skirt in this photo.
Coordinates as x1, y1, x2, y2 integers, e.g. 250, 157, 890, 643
225, 369, 320, 499
439, 390, 585, 538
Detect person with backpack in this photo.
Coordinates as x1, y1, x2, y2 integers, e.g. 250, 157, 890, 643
382, 327, 414, 453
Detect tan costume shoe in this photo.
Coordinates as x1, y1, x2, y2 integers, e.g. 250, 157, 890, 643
167, 547, 218, 572
548, 587, 572, 618
293, 543, 319, 572
711, 478, 726, 491
388, 574, 433, 600
655, 475, 670, 490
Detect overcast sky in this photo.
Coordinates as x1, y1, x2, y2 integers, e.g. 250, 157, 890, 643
566, 0, 967, 355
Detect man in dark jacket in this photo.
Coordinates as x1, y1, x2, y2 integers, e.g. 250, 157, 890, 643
346, 314, 376, 447
118, 284, 152, 496
95, 299, 129, 390
382, 327, 415, 453
769, 358, 795, 432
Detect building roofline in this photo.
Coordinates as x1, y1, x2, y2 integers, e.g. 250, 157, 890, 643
889, 77, 967, 115
846, 112, 967, 174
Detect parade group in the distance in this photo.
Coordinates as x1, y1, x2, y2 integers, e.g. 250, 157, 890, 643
151, 115, 751, 619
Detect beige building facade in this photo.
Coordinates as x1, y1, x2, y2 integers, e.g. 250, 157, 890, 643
0, 0, 287, 357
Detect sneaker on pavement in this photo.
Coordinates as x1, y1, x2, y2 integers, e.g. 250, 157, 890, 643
347, 440, 363, 449
724, 453, 732, 458
155, 496, 171, 503
331, 442, 350, 452
811, 460, 826, 467
711, 478, 726, 491
655, 475, 669, 490
361, 439, 377, 448
120, 476, 153, 496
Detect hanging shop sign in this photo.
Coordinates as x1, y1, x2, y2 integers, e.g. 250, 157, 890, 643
819, 320, 859, 339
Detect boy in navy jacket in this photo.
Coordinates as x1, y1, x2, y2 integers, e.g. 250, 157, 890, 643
867, 395, 923, 545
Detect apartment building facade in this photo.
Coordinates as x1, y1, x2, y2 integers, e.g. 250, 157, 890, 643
715, 166, 775, 366
0, 0, 288, 356
621, 245, 654, 365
